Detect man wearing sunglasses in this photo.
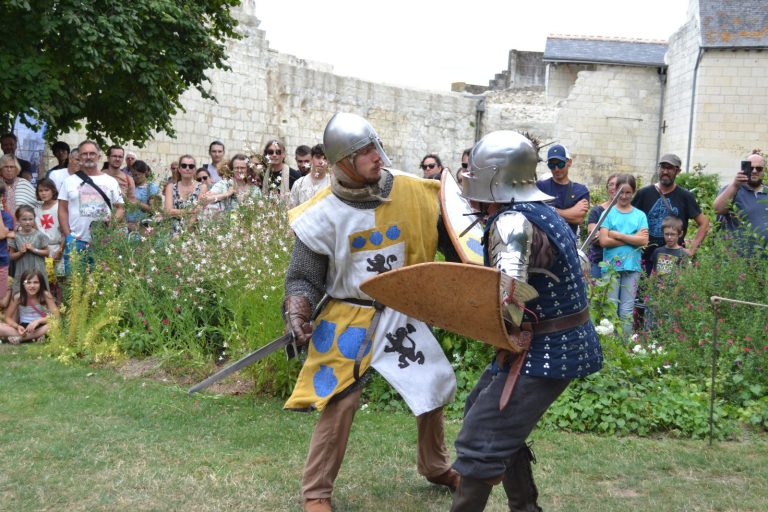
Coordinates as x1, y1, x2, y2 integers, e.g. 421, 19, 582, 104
536, 144, 590, 235
713, 151, 768, 251
632, 153, 710, 273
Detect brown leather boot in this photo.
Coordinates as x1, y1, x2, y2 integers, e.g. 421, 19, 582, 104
449, 476, 495, 512
303, 497, 332, 512
427, 468, 461, 492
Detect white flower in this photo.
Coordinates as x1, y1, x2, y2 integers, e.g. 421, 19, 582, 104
594, 319, 615, 336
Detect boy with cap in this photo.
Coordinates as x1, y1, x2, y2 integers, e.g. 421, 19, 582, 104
536, 143, 590, 235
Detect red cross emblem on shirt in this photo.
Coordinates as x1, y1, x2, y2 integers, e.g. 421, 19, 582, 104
40, 213, 55, 230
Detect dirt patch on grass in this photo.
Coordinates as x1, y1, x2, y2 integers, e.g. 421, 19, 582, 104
117, 357, 167, 379
115, 357, 255, 396
598, 480, 645, 498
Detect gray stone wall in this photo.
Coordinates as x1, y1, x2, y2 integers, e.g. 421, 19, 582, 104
661, 2, 768, 183
508, 51, 545, 89
547, 66, 664, 187
60, 4, 479, 178
660, 11, 700, 171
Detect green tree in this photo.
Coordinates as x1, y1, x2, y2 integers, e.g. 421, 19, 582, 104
0, 0, 241, 146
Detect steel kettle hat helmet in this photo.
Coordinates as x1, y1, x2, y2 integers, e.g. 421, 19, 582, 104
323, 113, 392, 168
461, 130, 553, 203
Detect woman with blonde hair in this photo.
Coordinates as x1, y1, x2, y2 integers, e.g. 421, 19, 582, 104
164, 154, 207, 233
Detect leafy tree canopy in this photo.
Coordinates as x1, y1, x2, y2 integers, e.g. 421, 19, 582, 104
0, 0, 241, 146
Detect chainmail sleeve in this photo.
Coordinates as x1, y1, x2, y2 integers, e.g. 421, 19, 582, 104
284, 237, 328, 309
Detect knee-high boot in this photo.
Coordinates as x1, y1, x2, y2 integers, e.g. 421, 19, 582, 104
450, 476, 496, 512
501, 443, 542, 512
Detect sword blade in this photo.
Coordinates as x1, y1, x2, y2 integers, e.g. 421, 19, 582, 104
188, 332, 294, 395
579, 187, 623, 253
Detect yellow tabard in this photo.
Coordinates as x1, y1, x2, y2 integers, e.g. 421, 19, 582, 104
284, 173, 445, 412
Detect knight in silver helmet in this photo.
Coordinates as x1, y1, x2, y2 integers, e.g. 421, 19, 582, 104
283, 113, 460, 512
450, 130, 602, 512
322, 113, 393, 202
461, 130, 553, 204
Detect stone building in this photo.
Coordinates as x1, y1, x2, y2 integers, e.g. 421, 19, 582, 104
56, 0, 767, 187
664, 0, 768, 180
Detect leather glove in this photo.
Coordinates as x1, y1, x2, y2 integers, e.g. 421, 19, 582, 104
283, 296, 313, 346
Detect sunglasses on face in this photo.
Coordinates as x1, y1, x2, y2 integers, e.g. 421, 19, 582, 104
179, 163, 196, 169
748, 166, 765, 173
421, 163, 437, 170
547, 160, 566, 170
196, 176, 209, 182
659, 163, 677, 171
266, 149, 283, 156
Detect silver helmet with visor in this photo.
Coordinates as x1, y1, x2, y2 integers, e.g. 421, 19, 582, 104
461, 130, 553, 203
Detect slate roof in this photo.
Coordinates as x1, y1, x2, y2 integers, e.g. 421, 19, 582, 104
543, 35, 668, 67
699, 0, 768, 48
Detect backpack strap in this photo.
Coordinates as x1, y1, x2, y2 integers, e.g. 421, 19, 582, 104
75, 171, 112, 210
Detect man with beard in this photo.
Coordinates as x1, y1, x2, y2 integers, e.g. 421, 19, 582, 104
713, 150, 768, 252
283, 113, 459, 512
632, 153, 710, 274
295, 145, 312, 176
58, 140, 124, 272
105, 145, 136, 201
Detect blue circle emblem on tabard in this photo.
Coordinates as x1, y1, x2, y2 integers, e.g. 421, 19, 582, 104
352, 236, 367, 249
313, 365, 338, 398
385, 225, 401, 241
311, 320, 336, 353
369, 231, 384, 246
337, 327, 370, 359
468, 239, 484, 256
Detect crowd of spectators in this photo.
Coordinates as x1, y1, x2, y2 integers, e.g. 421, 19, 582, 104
0, 135, 335, 344
0, 132, 764, 344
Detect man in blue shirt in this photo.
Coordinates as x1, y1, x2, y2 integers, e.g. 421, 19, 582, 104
713, 152, 768, 252
536, 144, 590, 235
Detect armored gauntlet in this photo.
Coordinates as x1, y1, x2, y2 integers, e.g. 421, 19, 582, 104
283, 295, 313, 346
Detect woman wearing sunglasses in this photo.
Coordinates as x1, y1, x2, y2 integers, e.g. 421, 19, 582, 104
419, 154, 444, 180
262, 139, 300, 199
164, 155, 207, 234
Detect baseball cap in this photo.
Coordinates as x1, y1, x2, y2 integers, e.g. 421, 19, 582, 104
547, 144, 570, 162
659, 154, 681, 167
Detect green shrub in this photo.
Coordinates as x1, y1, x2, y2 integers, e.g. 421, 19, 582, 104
47, 196, 295, 391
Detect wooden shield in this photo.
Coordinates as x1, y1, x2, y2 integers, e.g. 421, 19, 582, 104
440, 171, 485, 265
360, 262, 520, 352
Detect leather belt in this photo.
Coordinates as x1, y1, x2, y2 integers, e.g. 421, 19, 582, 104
523, 307, 590, 336
498, 307, 590, 410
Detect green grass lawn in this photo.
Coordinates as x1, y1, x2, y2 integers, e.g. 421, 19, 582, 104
1, 344, 766, 512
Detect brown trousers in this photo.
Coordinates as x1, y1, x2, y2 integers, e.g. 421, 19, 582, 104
302, 386, 452, 499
